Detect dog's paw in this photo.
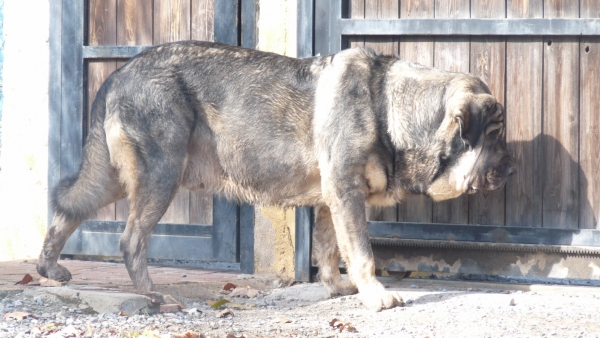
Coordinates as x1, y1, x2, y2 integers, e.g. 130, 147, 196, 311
358, 284, 404, 312
328, 280, 358, 297
46, 264, 72, 282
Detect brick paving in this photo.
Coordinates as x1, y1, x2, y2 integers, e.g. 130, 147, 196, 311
0, 259, 238, 291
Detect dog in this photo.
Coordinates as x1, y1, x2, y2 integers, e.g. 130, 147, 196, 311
38, 41, 514, 312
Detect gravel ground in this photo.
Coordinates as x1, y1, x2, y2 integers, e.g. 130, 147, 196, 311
2, 276, 600, 338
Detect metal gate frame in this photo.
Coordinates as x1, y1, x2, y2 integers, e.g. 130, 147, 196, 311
295, 0, 600, 281
48, 0, 257, 273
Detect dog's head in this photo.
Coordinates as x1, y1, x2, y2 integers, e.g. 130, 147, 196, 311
426, 79, 515, 201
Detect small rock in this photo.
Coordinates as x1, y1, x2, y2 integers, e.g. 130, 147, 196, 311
66, 318, 74, 325
410, 284, 417, 289
181, 274, 187, 277
81, 276, 88, 280
509, 298, 516, 306
13, 300, 23, 307
33, 297, 43, 305
78, 304, 89, 310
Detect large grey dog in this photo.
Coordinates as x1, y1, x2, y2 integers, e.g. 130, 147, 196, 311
38, 41, 514, 311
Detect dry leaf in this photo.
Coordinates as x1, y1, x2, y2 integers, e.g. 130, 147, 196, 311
159, 304, 182, 313
216, 308, 234, 318
163, 294, 186, 309
39, 277, 62, 287
223, 282, 237, 291
274, 317, 292, 323
228, 302, 252, 310
118, 310, 130, 316
15, 274, 33, 285
4, 312, 30, 320
229, 286, 259, 298
172, 332, 204, 338
329, 318, 357, 333
207, 299, 230, 309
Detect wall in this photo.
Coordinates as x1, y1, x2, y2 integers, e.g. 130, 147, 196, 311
253, 0, 298, 278
0, 1, 50, 260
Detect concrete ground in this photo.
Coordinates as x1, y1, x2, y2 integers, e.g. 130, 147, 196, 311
2, 259, 600, 337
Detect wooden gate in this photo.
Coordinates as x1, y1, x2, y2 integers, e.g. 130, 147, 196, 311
296, 0, 600, 280
49, 0, 257, 273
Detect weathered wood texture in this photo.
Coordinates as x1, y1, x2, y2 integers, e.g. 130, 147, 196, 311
432, 0, 470, 224
396, 0, 434, 223
468, 0, 506, 225
580, 1, 600, 229
87, 0, 214, 225
542, 1, 580, 229
347, 0, 599, 230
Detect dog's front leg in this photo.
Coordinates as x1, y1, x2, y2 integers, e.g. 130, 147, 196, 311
322, 182, 404, 312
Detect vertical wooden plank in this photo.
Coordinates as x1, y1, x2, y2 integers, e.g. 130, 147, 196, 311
191, 0, 214, 41
89, 0, 117, 221
468, 0, 506, 226
154, 0, 192, 224
363, 2, 398, 222
505, 1, 543, 227
189, 0, 215, 224
48, 0, 63, 226
432, 0, 470, 224
364, 0, 399, 55
153, 0, 191, 45
396, 0, 434, 223
579, 0, 600, 229
348, 0, 364, 48
115, 0, 153, 221
542, 0, 579, 229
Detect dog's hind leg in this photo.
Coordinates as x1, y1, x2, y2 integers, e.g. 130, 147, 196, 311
313, 205, 358, 296
117, 162, 182, 291
38, 132, 125, 282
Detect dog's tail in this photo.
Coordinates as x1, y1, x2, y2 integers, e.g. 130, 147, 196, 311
51, 80, 119, 220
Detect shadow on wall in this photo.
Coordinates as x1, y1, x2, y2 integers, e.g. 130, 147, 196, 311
506, 134, 597, 230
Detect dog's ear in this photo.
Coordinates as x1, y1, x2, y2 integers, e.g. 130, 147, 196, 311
453, 93, 497, 148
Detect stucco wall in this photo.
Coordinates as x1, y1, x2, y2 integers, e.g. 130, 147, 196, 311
253, 0, 298, 278
0, 2, 50, 261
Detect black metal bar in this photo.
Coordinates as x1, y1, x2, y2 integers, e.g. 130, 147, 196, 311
295, 207, 313, 282
212, 195, 239, 262
59, 0, 84, 254
368, 222, 600, 247
339, 18, 600, 36
80, 220, 213, 237
314, 0, 342, 56
297, 0, 313, 57
48, 0, 62, 226
214, 1, 238, 46
241, 0, 257, 49
239, 203, 255, 274
82, 46, 150, 59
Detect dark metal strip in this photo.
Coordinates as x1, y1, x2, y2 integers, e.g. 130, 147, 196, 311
368, 222, 600, 247
295, 207, 313, 282
48, 0, 62, 226
239, 203, 255, 274
80, 220, 212, 237
297, 0, 314, 57
241, 0, 258, 49
371, 238, 600, 255
214, 0, 238, 46
339, 18, 600, 36
82, 46, 150, 59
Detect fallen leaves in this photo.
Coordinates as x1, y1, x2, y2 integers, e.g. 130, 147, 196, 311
4, 312, 32, 320
274, 317, 292, 323
216, 308, 234, 318
172, 332, 205, 338
160, 304, 183, 313
15, 274, 33, 285
329, 318, 357, 333
39, 277, 62, 287
229, 286, 259, 298
223, 282, 237, 291
207, 299, 230, 309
